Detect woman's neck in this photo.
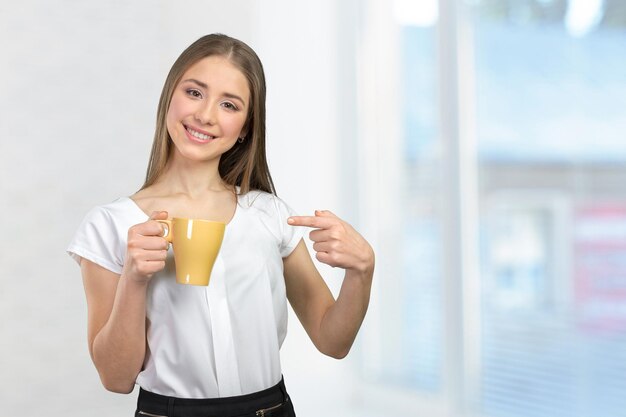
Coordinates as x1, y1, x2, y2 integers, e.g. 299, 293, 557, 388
155, 155, 231, 199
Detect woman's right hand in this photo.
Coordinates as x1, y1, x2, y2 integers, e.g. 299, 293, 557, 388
122, 211, 169, 284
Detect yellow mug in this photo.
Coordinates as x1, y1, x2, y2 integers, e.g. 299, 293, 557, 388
157, 218, 225, 286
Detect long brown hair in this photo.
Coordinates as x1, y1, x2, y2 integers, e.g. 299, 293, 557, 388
141, 34, 276, 195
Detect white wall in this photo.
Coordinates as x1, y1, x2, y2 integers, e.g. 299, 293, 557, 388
0, 2, 370, 416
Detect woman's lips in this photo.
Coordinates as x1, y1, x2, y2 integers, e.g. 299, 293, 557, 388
184, 125, 216, 143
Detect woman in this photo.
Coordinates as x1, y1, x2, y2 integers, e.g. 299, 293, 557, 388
68, 33, 374, 417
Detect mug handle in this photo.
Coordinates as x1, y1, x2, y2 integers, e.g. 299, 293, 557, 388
156, 220, 173, 243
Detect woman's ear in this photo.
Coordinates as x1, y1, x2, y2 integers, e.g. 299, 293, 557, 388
241, 117, 251, 139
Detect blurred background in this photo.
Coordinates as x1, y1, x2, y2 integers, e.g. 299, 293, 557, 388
1, 0, 626, 416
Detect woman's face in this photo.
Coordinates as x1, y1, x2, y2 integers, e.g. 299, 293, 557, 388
166, 55, 250, 164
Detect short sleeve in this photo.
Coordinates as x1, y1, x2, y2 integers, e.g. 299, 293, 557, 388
67, 206, 125, 274
273, 196, 306, 258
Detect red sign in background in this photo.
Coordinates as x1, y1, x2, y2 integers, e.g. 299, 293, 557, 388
574, 204, 626, 332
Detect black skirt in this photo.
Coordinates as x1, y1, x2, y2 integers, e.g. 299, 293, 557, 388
135, 377, 296, 417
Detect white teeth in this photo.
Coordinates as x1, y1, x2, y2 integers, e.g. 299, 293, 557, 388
187, 127, 214, 141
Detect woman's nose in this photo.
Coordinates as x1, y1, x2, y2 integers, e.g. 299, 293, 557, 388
194, 103, 216, 125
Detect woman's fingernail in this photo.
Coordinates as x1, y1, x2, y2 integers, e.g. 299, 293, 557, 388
287, 218, 295, 224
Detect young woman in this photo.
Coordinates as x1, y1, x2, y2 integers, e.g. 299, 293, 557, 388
68, 33, 374, 417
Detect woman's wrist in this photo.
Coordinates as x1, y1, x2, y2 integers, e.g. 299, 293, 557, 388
345, 260, 374, 284
348, 247, 375, 279
118, 273, 151, 300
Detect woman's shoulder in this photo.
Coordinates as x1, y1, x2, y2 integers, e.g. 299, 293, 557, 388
69, 197, 137, 273
82, 196, 146, 227
238, 189, 299, 221
239, 189, 282, 211
236, 189, 303, 253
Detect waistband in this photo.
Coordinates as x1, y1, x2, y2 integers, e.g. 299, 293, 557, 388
136, 378, 290, 417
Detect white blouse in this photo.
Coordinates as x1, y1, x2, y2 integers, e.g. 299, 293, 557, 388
67, 191, 305, 398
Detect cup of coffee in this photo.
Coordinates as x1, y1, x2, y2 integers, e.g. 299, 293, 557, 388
157, 218, 225, 286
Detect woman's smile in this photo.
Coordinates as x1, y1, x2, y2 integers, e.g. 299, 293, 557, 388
184, 124, 216, 143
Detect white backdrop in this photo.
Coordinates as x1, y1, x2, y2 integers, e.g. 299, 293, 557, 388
0, 1, 375, 416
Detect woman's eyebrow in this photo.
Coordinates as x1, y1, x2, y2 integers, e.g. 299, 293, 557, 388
222, 92, 245, 105
182, 78, 208, 89
182, 78, 245, 105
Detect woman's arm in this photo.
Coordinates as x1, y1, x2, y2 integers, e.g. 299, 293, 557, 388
81, 211, 169, 393
284, 210, 375, 359
82, 262, 149, 393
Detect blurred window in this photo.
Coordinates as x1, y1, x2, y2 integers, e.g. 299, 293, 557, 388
474, 0, 626, 416
369, 0, 626, 416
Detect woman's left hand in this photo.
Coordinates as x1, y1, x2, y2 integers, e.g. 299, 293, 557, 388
288, 210, 375, 275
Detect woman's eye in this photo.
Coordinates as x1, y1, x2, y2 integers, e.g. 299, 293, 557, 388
186, 89, 202, 98
221, 102, 238, 111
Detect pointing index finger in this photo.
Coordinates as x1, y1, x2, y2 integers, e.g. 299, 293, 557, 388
287, 215, 333, 229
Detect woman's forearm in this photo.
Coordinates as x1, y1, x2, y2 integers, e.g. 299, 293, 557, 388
318, 268, 373, 359
92, 275, 148, 393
